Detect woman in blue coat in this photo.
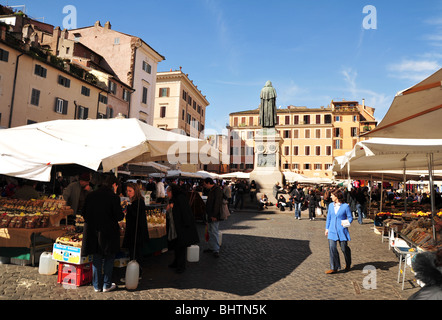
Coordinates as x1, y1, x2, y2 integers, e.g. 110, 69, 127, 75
325, 189, 353, 274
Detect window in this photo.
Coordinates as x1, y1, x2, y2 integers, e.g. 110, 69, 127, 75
99, 94, 108, 104
58, 75, 71, 88
34, 64, 47, 78
284, 146, 290, 155
285, 115, 290, 125
316, 129, 321, 139
315, 146, 321, 156
314, 163, 322, 170
283, 130, 291, 138
182, 90, 187, 101
114, 37, 120, 45
325, 164, 333, 170
123, 89, 130, 102
30, 89, 40, 106
182, 109, 185, 120
303, 115, 310, 124
0, 48, 9, 62
305, 146, 310, 156
293, 115, 299, 125
335, 116, 341, 122
351, 127, 358, 137
334, 128, 341, 138
193, 101, 196, 110
305, 129, 310, 139
142, 87, 148, 104
293, 146, 299, 156
187, 113, 191, 124
326, 129, 332, 138
245, 146, 254, 156
353, 115, 358, 122
106, 106, 113, 119
160, 106, 166, 118
109, 81, 116, 94
77, 106, 89, 119
159, 88, 169, 97
293, 129, 299, 139
316, 115, 321, 124
54, 98, 68, 114
142, 61, 151, 74
247, 131, 254, 139
304, 163, 311, 170
292, 163, 299, 170
324, 114, 332, 124
283, 163, 290, 169
81, 86, 90, 96
326, 146, 332, 156
335, 140, 342, 149
249, 117, 253, 126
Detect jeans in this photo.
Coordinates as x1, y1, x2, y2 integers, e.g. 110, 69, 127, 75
92, 253, 115, 291
208, 221, 220, 253
356, 203, 366, 224
294, 202, 302, 218
328, 239, 351, 271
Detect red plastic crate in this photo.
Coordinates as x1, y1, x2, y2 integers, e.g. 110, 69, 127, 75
57, 262, 92, 287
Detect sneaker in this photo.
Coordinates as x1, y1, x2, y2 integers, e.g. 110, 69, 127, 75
94, 287, 102, 292
103, 283, 117, 292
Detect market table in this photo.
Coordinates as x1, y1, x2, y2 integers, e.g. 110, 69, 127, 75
394, 246, 419, 290
0, 226, 66, 266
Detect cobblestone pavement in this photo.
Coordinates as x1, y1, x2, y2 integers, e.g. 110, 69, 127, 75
0, 207, 421, 302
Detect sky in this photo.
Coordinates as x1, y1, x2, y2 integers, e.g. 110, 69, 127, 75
4, 0, 442, 134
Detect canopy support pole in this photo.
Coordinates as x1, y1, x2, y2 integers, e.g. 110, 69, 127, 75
402, 156, 407, 214
380, 173, 384, 212
428, 153, 437, 241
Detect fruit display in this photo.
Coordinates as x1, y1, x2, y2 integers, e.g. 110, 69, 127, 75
399, 216, 442, 251
0, 198, 72, 229
55, 233, 83, 248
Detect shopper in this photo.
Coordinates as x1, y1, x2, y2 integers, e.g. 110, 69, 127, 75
249, 180, 257, 202
293, 184, 305, 220
82, 173, 124, 292
355, 187, 367, 224
233, 179, 245, 210
166, 183, 199, 273
307, 189, 318, 220
408, 249, 442, 300
63, 172, 91, 225
202, 177, 223, 258
273, 182, 281, 202
155, 178, 166, 203
121, 182, 149, 280
324, 189, 353, 274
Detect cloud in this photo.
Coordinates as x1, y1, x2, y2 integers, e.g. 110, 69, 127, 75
339, 67, 392, 121
387, 59, 440, 81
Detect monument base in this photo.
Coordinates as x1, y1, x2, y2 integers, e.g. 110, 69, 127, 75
249, 128, 283, 201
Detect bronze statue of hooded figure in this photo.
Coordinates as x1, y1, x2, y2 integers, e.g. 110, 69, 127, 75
259, 81, 277, 128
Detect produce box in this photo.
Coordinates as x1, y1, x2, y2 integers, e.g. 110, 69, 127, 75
52, 243, 91, 265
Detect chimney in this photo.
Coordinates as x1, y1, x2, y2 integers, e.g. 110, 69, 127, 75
362, 99, 365, 108
104, 21, 111, 30
94, 21, 101, 27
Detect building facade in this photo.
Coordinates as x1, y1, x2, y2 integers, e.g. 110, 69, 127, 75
153, 70, 209, 137
228, 100, 377, 179
0, 31, 109, 128
67, 21, 165, 124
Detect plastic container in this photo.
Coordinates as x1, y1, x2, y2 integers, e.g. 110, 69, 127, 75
186, 245, 199, 262
125, 260, 139, 290
38, 252, 58, 275
57, 262, 92, 286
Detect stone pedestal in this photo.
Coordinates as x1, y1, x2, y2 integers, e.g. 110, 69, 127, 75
249, 128, 283, 200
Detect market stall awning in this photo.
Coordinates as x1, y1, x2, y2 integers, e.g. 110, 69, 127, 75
336, 138, 442, 172
218, 172, 250, 179
0, 119, 220, 182
362, 68, 442, 139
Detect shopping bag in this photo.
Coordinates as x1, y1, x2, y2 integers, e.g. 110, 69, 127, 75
315, 207, 322, 216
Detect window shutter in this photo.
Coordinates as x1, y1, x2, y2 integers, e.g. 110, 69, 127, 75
62, 100, 68, 115
54, 98, 59, 112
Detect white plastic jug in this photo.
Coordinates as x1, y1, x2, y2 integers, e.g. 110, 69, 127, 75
38, 252, 58, 275
187, 245, 199, 262
125, 260, 139, 290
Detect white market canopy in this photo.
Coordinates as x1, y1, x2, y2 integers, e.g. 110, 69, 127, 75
218, 171, 250, 179
363, 68, 442, 139
336, 138, 442, 173
0, 118, 219, 182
